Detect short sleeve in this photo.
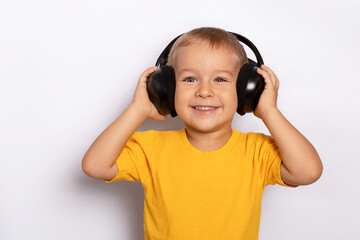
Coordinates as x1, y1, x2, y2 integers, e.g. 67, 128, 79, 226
257, 134, 297, 188
104, 132, 150, 183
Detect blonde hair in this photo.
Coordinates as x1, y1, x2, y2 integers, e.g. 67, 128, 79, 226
167, 27, 248, 68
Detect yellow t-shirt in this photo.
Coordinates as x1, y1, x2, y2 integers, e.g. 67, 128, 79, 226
106, 128, 293, 240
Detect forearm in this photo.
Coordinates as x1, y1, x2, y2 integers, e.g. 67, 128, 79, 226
82, 103, 147, 179
262, 108, 323, 185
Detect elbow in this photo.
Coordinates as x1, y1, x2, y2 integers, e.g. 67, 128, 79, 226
309, 162, 323, 183
286, 157, 323, 186
81, 157, 117, 180
81, 156, 101, 178
310, 155, 323, 182
82, 157, 95, 177
301, 159, 323, 185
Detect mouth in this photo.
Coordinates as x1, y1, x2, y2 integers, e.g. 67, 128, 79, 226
191, 105, 219, 113
193, 106, 217, 110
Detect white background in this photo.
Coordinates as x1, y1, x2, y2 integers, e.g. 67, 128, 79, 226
1, 0, 359, 239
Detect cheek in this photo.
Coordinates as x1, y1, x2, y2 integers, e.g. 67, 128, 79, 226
174, 87, 187, 112
232, 93, 238, 112
174, 86, 195, 118
174, 90, 180, 111
221, 88, 238, 110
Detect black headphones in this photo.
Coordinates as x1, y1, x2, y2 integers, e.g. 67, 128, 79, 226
146, 32, 265, 117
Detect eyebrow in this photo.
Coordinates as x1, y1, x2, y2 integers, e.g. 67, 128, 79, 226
178, 69, 234, 77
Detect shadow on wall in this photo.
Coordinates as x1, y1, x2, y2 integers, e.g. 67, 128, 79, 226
78, 173, 145, 240
78, 116, 184, 239
138, 115, 185, 132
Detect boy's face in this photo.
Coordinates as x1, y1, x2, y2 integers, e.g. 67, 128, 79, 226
173, 41, 240, 133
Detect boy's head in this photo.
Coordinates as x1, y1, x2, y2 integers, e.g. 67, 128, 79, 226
167, 27, 248, 70
169, 27, 248, 133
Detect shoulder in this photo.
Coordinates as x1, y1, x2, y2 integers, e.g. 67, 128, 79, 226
127, 129, 185, 155
232, 129, 276, 149
233, 129, 270, 143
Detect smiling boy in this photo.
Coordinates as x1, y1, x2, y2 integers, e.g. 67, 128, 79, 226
173, 40, 239, 150
82, 27, 323, 239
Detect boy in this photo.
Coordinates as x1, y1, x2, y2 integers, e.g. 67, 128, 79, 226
82, 27, 323, 239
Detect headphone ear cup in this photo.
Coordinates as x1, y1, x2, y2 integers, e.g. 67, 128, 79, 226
237, 63, 265, 115
146, 65, 177, 117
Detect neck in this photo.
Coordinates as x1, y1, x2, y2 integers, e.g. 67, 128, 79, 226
185, 126, 233, 151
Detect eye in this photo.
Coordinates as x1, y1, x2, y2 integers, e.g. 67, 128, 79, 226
184, 77, 197, 82
214, 77, 226, 82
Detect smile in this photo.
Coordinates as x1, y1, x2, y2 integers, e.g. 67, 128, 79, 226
191, 106, 220, 114
194, 106, 216, 110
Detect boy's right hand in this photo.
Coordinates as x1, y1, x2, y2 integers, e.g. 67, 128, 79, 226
131, 66, 167, 121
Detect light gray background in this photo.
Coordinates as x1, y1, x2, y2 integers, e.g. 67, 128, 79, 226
1, 0, 359, 239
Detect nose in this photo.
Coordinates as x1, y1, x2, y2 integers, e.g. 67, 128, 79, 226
195, 81, 214, 98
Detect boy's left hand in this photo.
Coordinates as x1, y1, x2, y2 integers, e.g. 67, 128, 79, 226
254, 65, 279, 119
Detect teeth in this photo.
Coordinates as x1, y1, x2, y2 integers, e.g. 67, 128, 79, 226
194, 106, 215, 110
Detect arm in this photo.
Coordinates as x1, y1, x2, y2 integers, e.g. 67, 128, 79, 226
255, 65, 323, 186
81, 66, 166, 181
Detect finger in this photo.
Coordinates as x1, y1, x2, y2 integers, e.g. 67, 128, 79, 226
136, 66, 158, 89
260, 65, 276, 77
257, 68, 273, 87
139, 66, 158, 81
261, 65, 278, 87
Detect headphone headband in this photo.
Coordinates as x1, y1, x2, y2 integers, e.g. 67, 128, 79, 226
155, 32, 264, 67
